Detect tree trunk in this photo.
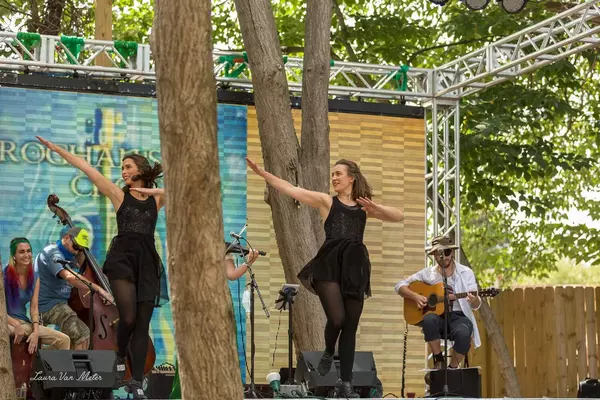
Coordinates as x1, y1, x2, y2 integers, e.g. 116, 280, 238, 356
233, 0, 327, 353
300, 0, 332, 243
478, 300, 521, 397
455, 241, 522, 397
26, 0, 41, 33
40, 0, 66, 35
0, 266, 16, 399
94, 0, 113, 67
153, 1, 243, 399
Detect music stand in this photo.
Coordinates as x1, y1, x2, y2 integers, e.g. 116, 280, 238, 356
274, 284, 299, 384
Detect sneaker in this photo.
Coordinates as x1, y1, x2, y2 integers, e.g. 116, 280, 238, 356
317, 351, 334, 376
432, 352, 446, 370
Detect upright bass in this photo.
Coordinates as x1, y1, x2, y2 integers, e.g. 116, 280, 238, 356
46, 194, 155, 380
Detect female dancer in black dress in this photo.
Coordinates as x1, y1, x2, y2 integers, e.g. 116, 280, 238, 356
37, 137, 168, 399
246, 157, 403, 397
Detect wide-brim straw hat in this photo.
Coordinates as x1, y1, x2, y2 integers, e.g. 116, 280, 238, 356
426, 235, 459, 255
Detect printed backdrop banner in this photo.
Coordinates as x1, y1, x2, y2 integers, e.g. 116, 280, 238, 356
0, 87, 249, 382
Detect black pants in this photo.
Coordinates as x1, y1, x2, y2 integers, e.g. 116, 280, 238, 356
421, 311, 473, 355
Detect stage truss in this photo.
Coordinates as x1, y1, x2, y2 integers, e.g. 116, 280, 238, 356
1, 0, 599, 250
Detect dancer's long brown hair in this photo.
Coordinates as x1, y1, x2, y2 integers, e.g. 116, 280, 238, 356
334, 159, 372, 200
122, 154, 163, 191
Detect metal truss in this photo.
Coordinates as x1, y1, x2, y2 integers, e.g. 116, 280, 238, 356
433, 0, 600, 98
0, 31, 431, 102
425, 0, 600, 246
0, 32, 153, 77
2, 0, 600, 249
425, 100, 461, 260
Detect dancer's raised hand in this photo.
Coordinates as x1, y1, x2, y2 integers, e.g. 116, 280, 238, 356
246, 157, 266, 177
36, 136, 59, 152
357, 197, 381, 213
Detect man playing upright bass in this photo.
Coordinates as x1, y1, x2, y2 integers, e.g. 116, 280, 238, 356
35, 227, 114, 350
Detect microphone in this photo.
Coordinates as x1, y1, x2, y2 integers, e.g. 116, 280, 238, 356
53, 257, 77, 267
230, 232, 243, 240
224, 242, 266, 256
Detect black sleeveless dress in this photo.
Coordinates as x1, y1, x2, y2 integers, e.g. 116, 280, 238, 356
103, 191, 169, 306
297, 196, 371, 300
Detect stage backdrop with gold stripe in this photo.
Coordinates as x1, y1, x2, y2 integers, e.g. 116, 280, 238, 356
245, 107, 427, 397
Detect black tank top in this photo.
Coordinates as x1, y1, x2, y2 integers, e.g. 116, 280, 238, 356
324, 196, 367, 242
116, 192, 158, 236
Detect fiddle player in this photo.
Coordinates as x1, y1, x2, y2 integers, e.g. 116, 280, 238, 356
169, 244, 261, 399
35, 227, 113, 351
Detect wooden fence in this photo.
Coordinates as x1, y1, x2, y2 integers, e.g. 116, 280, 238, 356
470, 286, 599, 398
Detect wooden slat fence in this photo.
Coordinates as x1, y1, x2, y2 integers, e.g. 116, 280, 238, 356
470, 286, 600, 398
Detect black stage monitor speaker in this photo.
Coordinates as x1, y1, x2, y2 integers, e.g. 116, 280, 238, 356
144, 364, 176, 399
30, 350, 116, 400
578, 378, 600, 398
429, 367, 481, 398
295, 351, 382, 397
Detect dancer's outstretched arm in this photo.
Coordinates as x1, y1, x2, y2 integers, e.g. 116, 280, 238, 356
357, 197, 404, 222
246, 157, 332, 216
37, 136, 124, 209
130, 187, 165, 210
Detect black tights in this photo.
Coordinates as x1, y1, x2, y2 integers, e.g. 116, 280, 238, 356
315, 281, 364, 382
111, 279, 155, 382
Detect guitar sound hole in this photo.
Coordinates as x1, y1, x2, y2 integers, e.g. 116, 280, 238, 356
427, 294, 438, 308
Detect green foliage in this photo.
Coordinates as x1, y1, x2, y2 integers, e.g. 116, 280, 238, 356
111, 0, 154, 43
0, 0, 94, 36
3, 0, 600, 286
515, 258, 600, 286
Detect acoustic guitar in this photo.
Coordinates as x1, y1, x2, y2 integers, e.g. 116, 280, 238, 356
403, 281, 500, 326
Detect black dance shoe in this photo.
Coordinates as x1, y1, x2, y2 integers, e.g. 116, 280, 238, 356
113, 355, 126, 386
125, 380, 148, 399
317, 351, 334, 376
333, 379, 360, 398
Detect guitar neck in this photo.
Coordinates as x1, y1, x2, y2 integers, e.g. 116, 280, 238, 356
454, 291, 478, 299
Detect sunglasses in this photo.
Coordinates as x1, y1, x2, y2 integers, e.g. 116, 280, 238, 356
71, 237, 83, 252
436, 249, 453, 257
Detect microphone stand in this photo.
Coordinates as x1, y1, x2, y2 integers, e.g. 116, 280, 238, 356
61, 262, 96, 350
441, 263, 450, 397
274, 287, 298, 385
246, 261, 269, 399
228, 226, 270, 399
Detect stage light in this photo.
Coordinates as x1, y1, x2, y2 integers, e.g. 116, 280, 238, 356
499, 0, 527, 13
428, 0, 450, 5
267, 372, 281, 394
463, 0, 490, 10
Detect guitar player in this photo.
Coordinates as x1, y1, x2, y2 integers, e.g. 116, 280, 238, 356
395, 235, 482, 370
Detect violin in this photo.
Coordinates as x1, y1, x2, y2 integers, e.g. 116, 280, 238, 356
47, 194, 156, 380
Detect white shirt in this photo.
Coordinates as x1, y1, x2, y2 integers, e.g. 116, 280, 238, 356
394, 262, 482, 348
446, 275, 462, 312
